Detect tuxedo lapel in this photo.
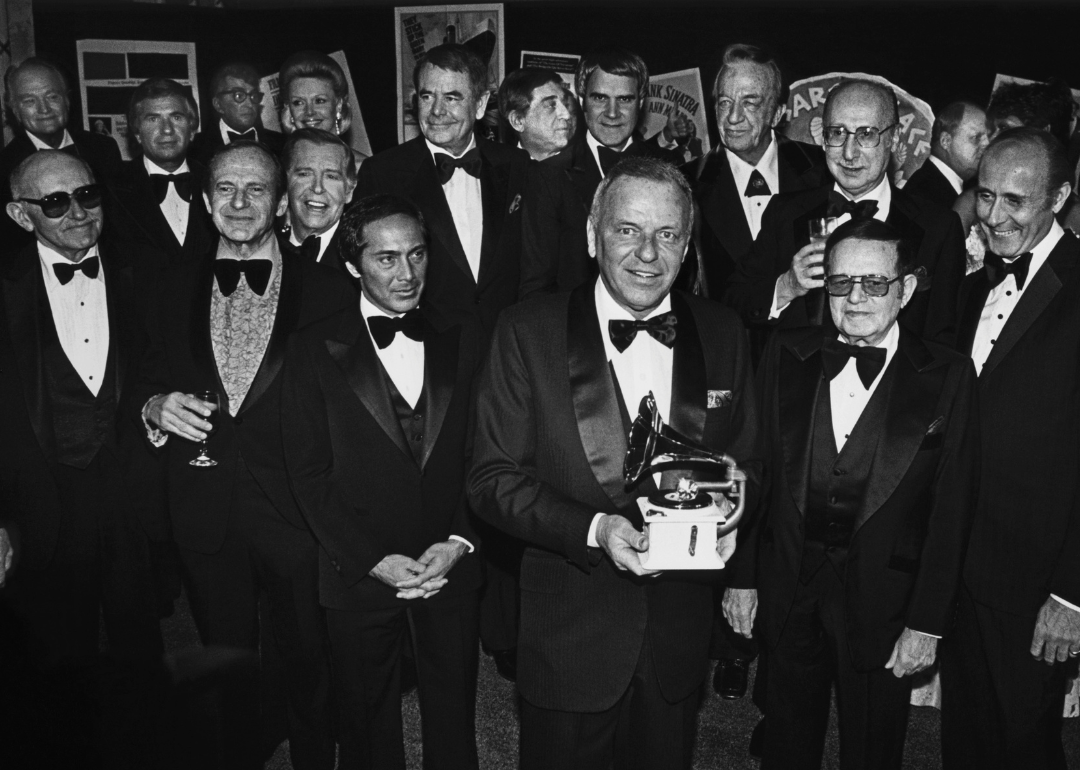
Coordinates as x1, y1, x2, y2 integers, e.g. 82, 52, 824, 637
955, 272, 991, 357
886, 191, 927, 254
100, 248, 132, 405
409, 143, 474, 284
567, 134, 602, 211
476, 141, 507, 288
792, 195, 829, 253
778, 334, 824, 516
699, 153, 754, 260
668, 292, 706, 445
419, 324, 459, 469
776, 138, 801, 191
237, 254, 301, 415
190, 257, 226, 395
137, 162, 185, 255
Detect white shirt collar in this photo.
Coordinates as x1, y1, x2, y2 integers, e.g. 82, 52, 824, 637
1023, 219, 1065, 272
928, 155, 964, 196
28, 129, 74, 151
586, 130, 634, 177
833, 174, 892, 221
425, 135, 476, 161
594, 276, 671, 356
143, 155, 191, 177
38, 242, 101, 279
725, 130, 779, 190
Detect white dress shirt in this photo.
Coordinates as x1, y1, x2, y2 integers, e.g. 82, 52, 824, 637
144, 156, 191, 245
587, 278, 674, 546
586, 130, 635, 178
927, 155, 965, 196
770, 176, 894, 319
726, 131, 780, 240
28, 130, 74, 151
830, 323, 898, 452
426, 137, 483, 281
38, 243, 109, 396
290, 219, 340, 264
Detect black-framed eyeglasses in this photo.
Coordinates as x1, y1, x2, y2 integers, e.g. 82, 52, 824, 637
217, 89, 264, 105
825, 274, 903, 297
822, 124, 897, 148
19, 184, 105, 218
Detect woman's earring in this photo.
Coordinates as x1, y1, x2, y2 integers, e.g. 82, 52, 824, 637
335, 113, 342, 135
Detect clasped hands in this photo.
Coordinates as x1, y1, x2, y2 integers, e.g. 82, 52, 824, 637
370, 540, 469, 600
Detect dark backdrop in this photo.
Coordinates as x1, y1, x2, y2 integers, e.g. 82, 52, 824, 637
32, 1, 1080, 155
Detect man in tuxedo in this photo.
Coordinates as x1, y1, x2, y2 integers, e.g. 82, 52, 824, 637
139, 141, 351, 769
940, 128, 1080, 770
189, 62, 285, 165
468, 157, 762, 769
0, 150, 163, 763
724, 218, 978, 769
689, 44, 826, 300
499, 68, 576, 162
0, 58, 124, 250
109, 77, 213, 266
723, 79, 966, 351
281, 128, 356, 275
283, 194, 483, 770
904, 101, 989, 210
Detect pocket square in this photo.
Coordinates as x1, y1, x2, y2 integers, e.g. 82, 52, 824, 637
508, 193, 522, 214
707, 390, 732, 409
926, 416, 945, 436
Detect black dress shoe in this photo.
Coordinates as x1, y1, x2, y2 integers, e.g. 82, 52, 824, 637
748, 717, 766, 758
712, 658, 749, 699
491, 647, 517, 682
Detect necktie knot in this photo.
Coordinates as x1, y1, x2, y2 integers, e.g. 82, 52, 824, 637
53, 255, 100, 285
608, 312, 678, 354
433, 148, 482, 185
822, 338, 887, 389
368, 310, 429, 349
596, 145, 622, 175
984, 251, 1033, 291
227, 128, 256, 143
744, 169, 771, 197
150, 171, 193, 204
213, 258, 273, 297
827, 191, 879, 221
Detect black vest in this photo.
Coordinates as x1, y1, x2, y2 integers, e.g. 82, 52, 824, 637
382, 367, 425, 467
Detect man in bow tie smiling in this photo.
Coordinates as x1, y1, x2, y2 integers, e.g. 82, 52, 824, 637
724, 217, 978, 770
139, 141, 351, 769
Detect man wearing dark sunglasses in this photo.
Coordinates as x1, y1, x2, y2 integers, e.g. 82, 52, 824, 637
0, 149, 165, 761
725, 217, 978, 770
724, 79, 966, 358
190, 61, 286, 166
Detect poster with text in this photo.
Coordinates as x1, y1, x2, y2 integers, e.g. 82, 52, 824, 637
520, 50, 580, 93
76, 40, 198, 161
782, 72, 934, 188
395, 4, 504, 144
640, 68, 710, 165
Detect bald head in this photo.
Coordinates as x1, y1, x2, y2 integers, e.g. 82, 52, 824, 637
10, 149, 93, 199
824, 80, 899, 127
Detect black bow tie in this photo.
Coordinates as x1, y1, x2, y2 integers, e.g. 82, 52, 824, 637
608, 312, 677, 354
53, 256, 99, 285
984, 251, 1033, 291
299, 234, 321, 262
596, 145, 623, 175
227, 128, 256, 143
827, 191, 879, 221
821, 338, 887, 389
150, 172, 193, 204
213, 258, 272, 297
433, 148, 481, 185
367, 310, 428, 349
744, 169, 771, 197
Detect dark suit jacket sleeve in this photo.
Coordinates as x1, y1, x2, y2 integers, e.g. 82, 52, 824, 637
906, 357, 980, 636
721, 197, 788, 326
922, 212, 967, 345
451, 322, 483, 550
1050, 479, 1080, 606
467, 312, 599, 572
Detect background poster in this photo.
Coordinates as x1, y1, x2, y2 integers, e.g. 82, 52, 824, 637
640, 68, 710, 165
782, 72, 935, 188
520, 50, 580, 94
258, 50, 373, 158
395, 3, 505, 144
76, 39, 198, 161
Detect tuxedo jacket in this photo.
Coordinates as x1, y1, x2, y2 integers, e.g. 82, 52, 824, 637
954, 231, 1080, 616
355, 135, 531, 334
903, 159, 961, 212
107, 156, 214, 266
468, 285, 763, 712
282, 305, 483, 611
689, 136, 827, 298
278, 223, 353, 280
722, 182, 966, 345
0, 241, 165, 569
139, 246, 354, 555
729, 326, 979, 671
188, 125, 286, 166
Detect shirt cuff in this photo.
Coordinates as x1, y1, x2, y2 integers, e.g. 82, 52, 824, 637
142, 397, 168, 447
1051, 594, 1080, 613
587, 513, 606, 548
448, 535, 475, 553
769, 276, 790, 320
910, 629, 942, 640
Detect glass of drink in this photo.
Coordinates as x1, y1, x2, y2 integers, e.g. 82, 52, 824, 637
809, 217, 839, 245
189, 390, 220, 468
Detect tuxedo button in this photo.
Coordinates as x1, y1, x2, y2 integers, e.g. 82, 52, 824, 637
829, 495, 838, 504
413, 433, 423, 441
412, 414, 422, 421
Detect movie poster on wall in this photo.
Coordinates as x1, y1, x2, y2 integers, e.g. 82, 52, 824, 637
640, 68, 711, 165
395, 4, 504, 144
782, 72, 935, 188
76, 39, 199, 161
520, 51, 580, 93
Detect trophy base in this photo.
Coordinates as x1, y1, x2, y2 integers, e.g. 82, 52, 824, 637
637, 497, 726, 570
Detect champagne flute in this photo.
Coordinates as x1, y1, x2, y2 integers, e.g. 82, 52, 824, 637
189, 390, 220, 468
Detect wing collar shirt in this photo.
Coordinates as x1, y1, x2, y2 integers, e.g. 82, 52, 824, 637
927, 155, 965, 196
28, 130, 74, 151
144, 155, 191, 245
289, 218, 340, 264
586, 129, 634, 178
725, 130, 780, 240
426, 136, 483, 282
830, 321, 898, 452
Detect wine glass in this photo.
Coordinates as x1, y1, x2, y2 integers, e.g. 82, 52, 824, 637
189, 390, 220, 468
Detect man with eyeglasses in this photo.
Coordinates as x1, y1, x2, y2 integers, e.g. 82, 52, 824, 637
724, 217, 978, 770
724, 79, 966, 355
190, 62, 285, 166
0, 150, 164, 762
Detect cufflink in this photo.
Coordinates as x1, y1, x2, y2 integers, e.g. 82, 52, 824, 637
707, 390, 732, 408
508, 194, 521, 214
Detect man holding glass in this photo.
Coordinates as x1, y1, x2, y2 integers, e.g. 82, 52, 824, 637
139, 141, 351, 769
723, 79, 966, 350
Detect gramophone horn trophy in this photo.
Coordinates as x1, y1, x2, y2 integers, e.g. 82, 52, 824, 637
623, 393, 747, 569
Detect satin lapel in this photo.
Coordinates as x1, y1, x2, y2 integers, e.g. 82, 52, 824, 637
2, 248, 55, 461
853, 333, 940, 533
419, 325, 458, 469
955, 272, 991, 357
476, 146, 506, 288
326, 310, 412, 462
410, 148, 474, 284
567, 135, 602, 212
139, 163, 185, 255
886, 192, 926, 251
237, 254, 301, 415
701, 155, 754, 260
778, 334, 824, 516
567, 286, 633, 509
776, 139, 802, 190
190, 257, 226, 395
100, 249, 132, 404
668, 293, 706, 445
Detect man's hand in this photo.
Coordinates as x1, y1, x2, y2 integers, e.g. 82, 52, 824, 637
1030, 596, 1080, 664
146, 392, 215, 441
885, 627, 938, 678
370, 554, 428, 589
709, 493, 738, 566
662, 112, 696, 146
0, 526, 15, 588
776, 242, 827, 307
722, 588, 758, 639
595, 514, 661, 577
393, 540, 468, 600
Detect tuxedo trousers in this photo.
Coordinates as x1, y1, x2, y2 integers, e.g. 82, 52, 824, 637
519, 624, 698, 770
326, 590, 480, 770
177, 459, 333, 770
763, 549, 912, 770
939, 586, 1068, 770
